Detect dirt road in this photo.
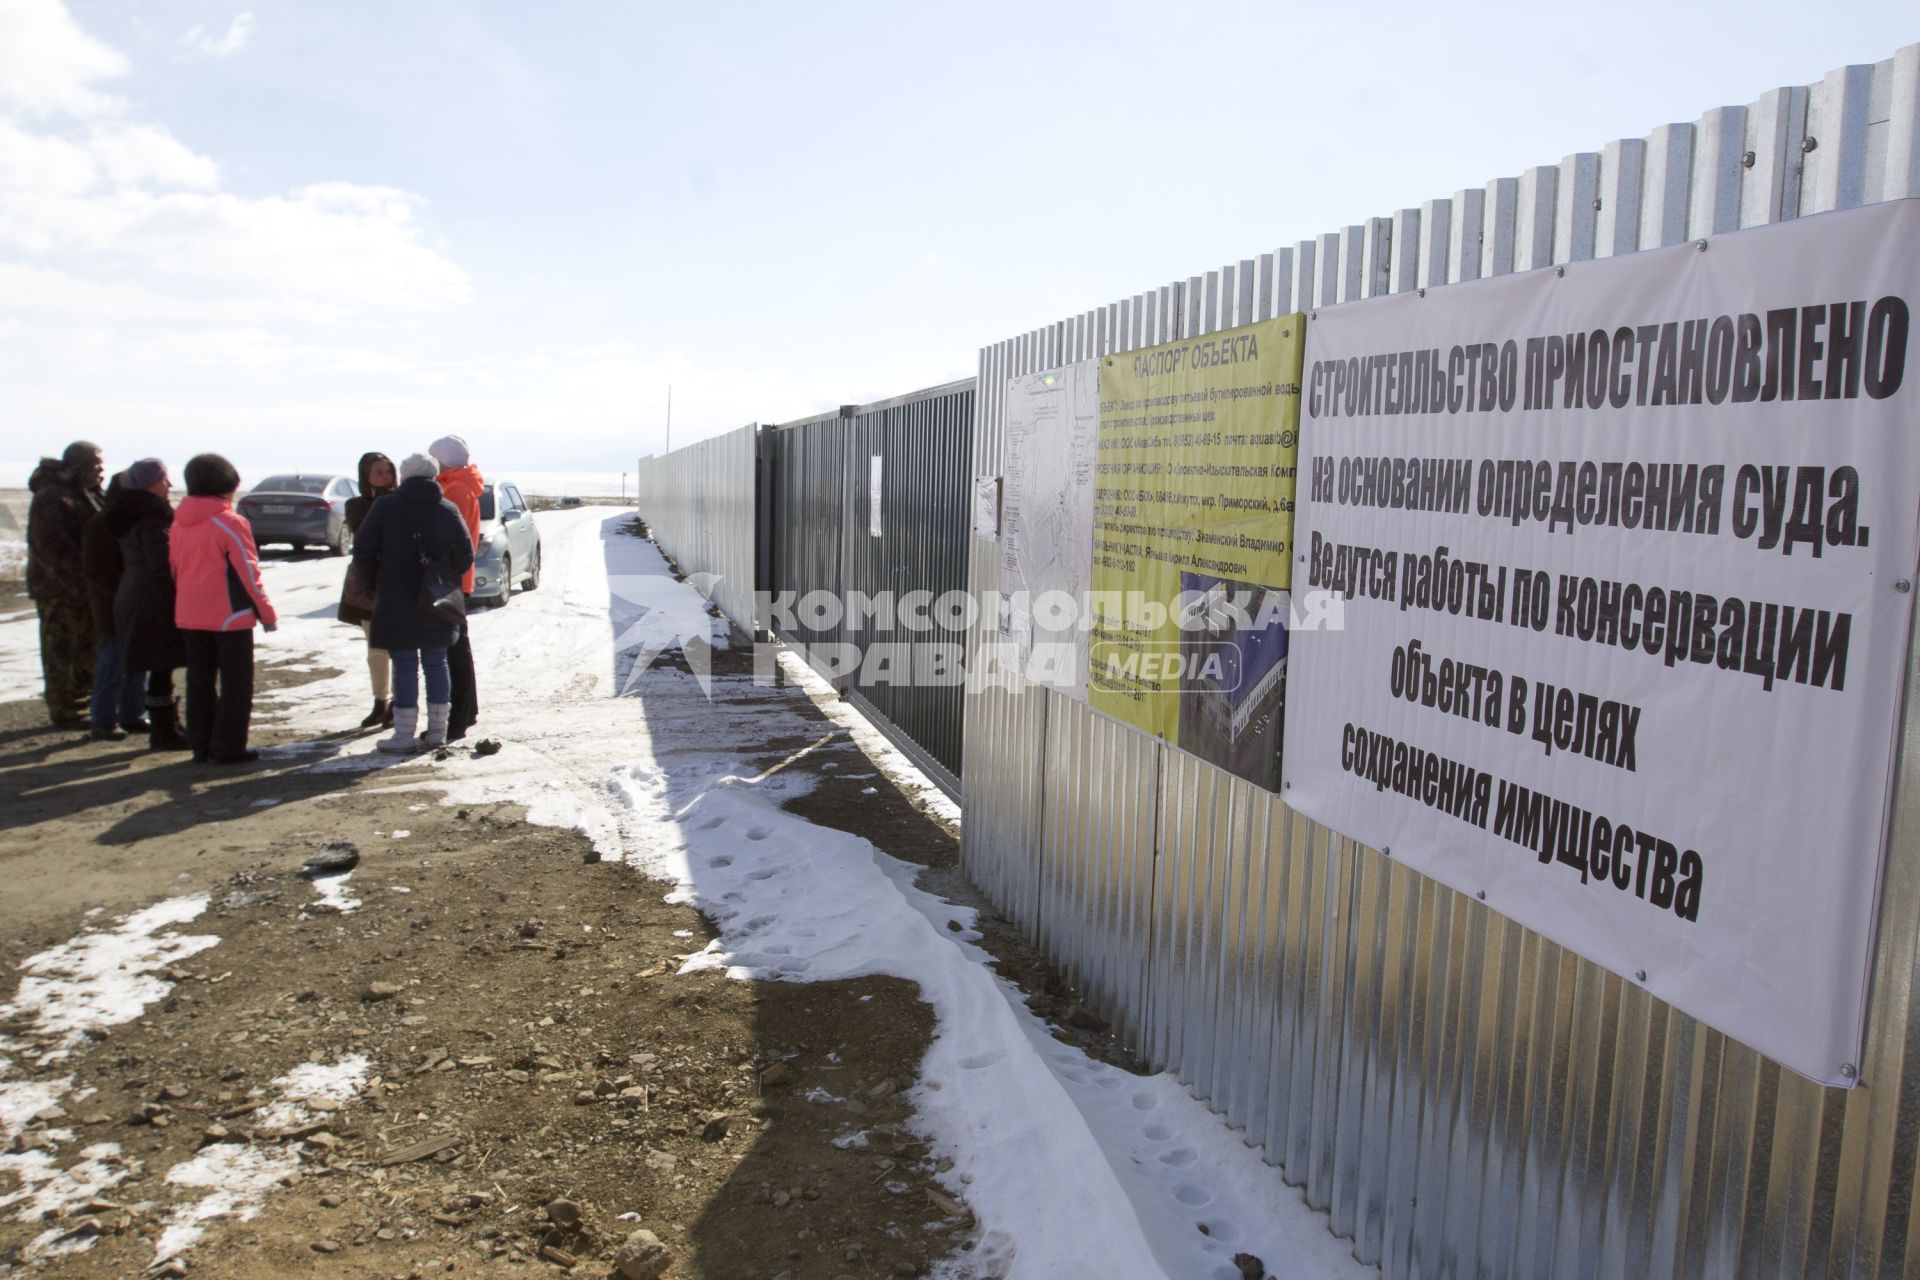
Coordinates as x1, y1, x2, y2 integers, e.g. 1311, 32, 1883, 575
0, 534, 972, 1277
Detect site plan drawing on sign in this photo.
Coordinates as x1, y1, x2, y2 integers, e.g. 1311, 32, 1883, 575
998, 360, 1098, 695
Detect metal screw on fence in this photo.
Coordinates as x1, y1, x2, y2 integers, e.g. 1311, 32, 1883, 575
1635, 969, 1648, 982
1802, 135, 1820, 153
1555, 266, 1565, 277
1697, 239, 1709, 252
1841, 1063, 1858, 1079
1742, 149, 1757, 168
1477, 890, 1487, 901
1897, 580, 1913, 593
1381, 846, 1392, 858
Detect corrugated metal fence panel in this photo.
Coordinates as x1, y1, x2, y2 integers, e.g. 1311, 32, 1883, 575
960, 43, 1920, 1280
961, 333, 1053, 941
1039, 693, 1159, 1049
844, 382, 974, 783
766, 409, 850, 670
633, 422, 758, 633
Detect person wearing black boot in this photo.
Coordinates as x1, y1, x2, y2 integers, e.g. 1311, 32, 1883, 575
111, 458, 189, 751
430, 436, 483, 741
338, 451, 396, 729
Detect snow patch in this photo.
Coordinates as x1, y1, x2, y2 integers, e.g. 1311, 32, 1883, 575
304, 870, 360, 916
0, 1142, 129, 1259
0, 895, 219, 1061
153, 1144, 298, 1263
256, 1053, 370, 1133
0, 1076, 69, 1139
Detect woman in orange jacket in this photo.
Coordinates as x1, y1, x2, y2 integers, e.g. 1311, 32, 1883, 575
430, 435, 483, 741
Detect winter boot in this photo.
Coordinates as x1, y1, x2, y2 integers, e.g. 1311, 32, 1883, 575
421, 702, 451, 749
147, 701, 190, 752
377, 707, 420, 754
360, 698, 390, 729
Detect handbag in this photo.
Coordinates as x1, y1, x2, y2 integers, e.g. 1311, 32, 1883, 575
413, 528, 467, 627
340, 560, 376, 616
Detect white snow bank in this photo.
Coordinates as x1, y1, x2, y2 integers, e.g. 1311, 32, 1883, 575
666, 778, 1364, 1280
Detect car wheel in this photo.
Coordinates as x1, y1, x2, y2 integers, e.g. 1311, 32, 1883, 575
331, 523, 352, 557
523, 544, 541, 591
497, 554, 513, 607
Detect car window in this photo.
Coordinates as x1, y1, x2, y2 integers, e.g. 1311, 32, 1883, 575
506, 486, 525, 513
255, 475, 329, 494
479, 486, 497, 521
331, 480, 353, 499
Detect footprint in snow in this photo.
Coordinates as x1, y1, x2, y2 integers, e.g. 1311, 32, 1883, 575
1131, 1091, 1160, 1111
698, 816, 726, 830
746, 826, 769, 841
1172, 1183, 1212, 1206
1158, 1148, 1197, 1167
957, 1050, 1006, 1070
1143, 1123, 1173, 1141
711, 855, 733, 867
746, 868, 778, 881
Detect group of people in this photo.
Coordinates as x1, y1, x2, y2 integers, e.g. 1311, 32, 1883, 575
25, 435, 489, 762
335, 440, 486, 754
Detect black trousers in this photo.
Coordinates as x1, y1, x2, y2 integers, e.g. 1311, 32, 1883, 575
145, 667, 177, 707
447, 623, 478, 738
183, 631, 254, 758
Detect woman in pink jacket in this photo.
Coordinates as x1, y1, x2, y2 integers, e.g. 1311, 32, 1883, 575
170, 453, 278, 764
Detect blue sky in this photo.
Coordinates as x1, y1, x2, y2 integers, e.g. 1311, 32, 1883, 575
1, 0, 1914, 479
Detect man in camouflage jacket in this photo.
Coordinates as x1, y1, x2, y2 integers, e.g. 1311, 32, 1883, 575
27, 442, 106, 726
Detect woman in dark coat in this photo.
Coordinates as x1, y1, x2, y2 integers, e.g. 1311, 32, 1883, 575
353, 454, 473, 754
82, 474, 148, 738
109, 458, 189, 751
337, 451, 396, 728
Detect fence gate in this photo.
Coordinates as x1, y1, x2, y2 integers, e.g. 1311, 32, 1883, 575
765, 381, 975, 797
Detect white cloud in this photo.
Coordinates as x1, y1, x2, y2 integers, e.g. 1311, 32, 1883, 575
178, 12, 255, 59
88, 122, 221, 189
0, 0, 128, 117
0, 2, 467, 330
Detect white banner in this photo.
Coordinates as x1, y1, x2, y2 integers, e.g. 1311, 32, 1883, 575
997, 362, 1098, 695
1282, 199, 1920, 1086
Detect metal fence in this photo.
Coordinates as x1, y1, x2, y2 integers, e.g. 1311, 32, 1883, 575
962, 44, 1920, 1279
634, 422, 759, 635
766, 382, 975, 793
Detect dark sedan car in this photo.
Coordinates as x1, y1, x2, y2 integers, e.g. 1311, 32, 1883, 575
236, 473, 356, 555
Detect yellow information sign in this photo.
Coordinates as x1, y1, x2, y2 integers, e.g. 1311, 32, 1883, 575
1089, 315, 1304, 789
